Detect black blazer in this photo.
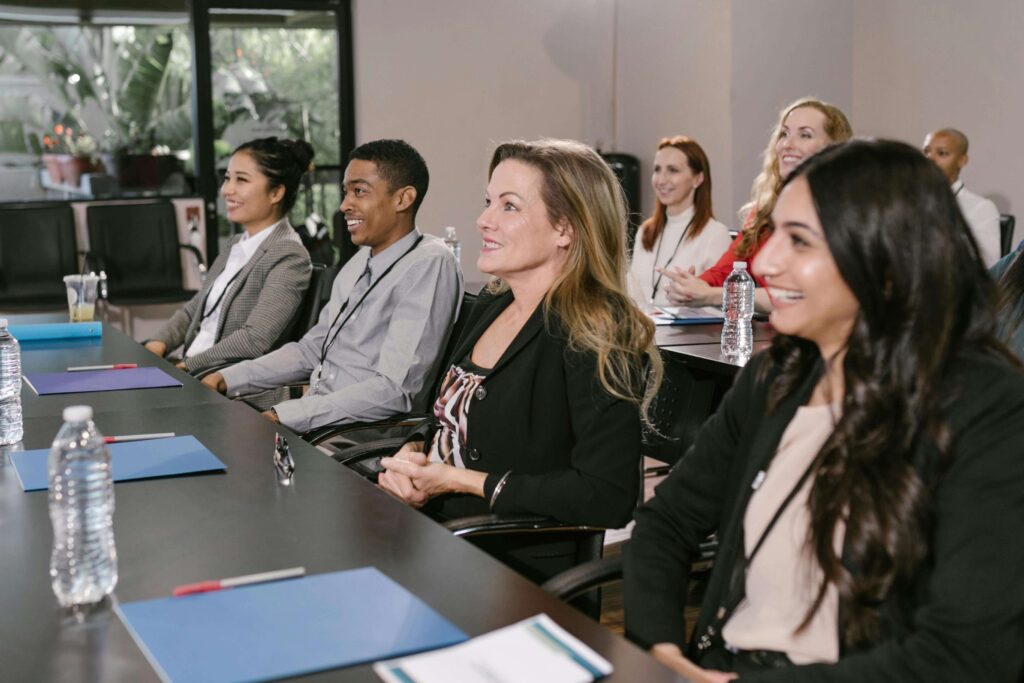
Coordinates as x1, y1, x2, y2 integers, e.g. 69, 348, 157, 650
624, 347, 1024, 682
418, 289, 641, 528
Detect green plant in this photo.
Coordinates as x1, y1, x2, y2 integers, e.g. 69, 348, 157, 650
0, 25, 193, 153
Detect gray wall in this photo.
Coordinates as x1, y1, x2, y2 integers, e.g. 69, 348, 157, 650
352, 0, 1022, 283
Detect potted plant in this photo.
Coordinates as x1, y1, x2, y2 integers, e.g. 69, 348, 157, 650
41, 123, 98, 186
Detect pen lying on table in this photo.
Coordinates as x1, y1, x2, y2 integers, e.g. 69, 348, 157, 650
67, 363, 138, 371
172, 567, 306, 597
103, 432, 176, 444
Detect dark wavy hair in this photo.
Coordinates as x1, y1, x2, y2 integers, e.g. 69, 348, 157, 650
765, 139, 1018, 646
637, 136, 715, 251
233, 137, 315, 217
349, 139, 429, 216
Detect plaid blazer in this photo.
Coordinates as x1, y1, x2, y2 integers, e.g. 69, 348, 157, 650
152, 221, 312, 373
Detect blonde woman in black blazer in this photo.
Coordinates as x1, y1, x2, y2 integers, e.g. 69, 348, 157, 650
146, 137, 313, 374
378, 140, 661, 538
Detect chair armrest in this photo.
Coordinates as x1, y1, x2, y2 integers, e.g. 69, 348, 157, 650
443, 514, 606, 538
305, 415, 428, 446
540, 555, 623, 602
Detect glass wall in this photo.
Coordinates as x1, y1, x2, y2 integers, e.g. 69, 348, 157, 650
208, 8, 341, 238
0, 17, 195, 201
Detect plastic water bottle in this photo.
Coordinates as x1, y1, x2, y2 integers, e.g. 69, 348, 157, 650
0, 319, 23, 445
444, 226, 461, 265
49, 405, 118, 608
721, 262, 755, 360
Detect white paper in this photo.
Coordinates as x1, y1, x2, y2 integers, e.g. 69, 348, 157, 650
374, 614, 612, 683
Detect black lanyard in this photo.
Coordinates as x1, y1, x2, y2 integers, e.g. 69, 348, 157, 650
316, 234, 424, 370
183, 266, 244, 358
650, 216, 696, 300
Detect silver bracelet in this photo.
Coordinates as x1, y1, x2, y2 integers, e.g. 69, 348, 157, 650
489, 471, 512, 511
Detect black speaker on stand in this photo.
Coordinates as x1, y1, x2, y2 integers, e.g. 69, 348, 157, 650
600, 152, 642, 251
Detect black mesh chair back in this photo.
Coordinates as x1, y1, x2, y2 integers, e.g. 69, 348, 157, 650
1000, 214, 1016, 258
0, 203, 78, 309
286, 263, 336, 343
86, 202, 197, 305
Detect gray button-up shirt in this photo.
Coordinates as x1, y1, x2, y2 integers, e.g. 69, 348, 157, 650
220, 229, 463, 432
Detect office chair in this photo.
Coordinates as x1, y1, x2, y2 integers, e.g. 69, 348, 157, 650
84, 201, 205, 307
1000, 214, 1016, 258
0, 203, 78, 310
642, 349, 717, 474
193, 263, 336, 380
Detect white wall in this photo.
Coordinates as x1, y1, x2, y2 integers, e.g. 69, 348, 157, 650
852, 0, 1024, 244
614, 0, 733, 227
352, 0, 1024, 273
352, 0, 616, 284
731, 0, 854, 218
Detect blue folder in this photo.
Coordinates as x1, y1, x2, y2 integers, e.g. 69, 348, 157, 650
23, 366, 181, 395
116, 567, 469, 683
9, 322, 102, 341
9, 435, 226, 492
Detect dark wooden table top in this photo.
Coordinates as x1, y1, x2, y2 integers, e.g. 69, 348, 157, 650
654, 319, 774, 348
0, 325, 683, 682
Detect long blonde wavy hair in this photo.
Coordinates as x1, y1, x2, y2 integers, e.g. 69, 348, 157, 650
737, 97, 853, 257
486, 139, 662, 416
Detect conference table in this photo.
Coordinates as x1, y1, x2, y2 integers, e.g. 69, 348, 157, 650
0, 322, 682, 682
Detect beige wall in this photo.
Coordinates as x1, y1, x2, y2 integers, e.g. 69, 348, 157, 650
352, 0, 1023, 278
852, 0, 1023, 244
352, 0, 616, 284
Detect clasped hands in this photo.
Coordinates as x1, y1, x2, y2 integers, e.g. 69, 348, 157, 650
657, 265, 716, 307
378, 442, 455, 507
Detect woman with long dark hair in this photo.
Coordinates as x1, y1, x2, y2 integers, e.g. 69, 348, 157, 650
628, 136, 731, 307
624, 140, 1024, 682
661, 98, 851, 312
993, 240, 1024, 356
145, 137, 313, 374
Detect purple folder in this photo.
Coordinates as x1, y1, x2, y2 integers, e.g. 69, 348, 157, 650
23, 367, 182, 395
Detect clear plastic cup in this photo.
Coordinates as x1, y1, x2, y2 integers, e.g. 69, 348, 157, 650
63, 274, 100, 323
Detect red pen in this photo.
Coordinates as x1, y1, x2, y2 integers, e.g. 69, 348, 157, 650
67, 363, 138, 372
172, 567, 306, 597
104, 432, 175, 444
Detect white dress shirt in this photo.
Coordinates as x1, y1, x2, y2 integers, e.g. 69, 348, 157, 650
953, 179, 1002, 268
628, 207, 733, 307
186, 220, 279, 356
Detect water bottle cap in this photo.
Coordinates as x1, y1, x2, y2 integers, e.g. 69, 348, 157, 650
733, 261, 747, 269
62, 405, 93, 422
445, 226, 457, 236
0, 318, 7, 327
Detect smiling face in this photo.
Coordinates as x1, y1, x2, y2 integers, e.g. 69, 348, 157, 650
922, 131, 967, 184
775, 106, 833, 179
476, 159, 572, 287
340, 158, 412, 255
652, 146, 703, 216
753, 176, 859, 358
221, 151, 285, 232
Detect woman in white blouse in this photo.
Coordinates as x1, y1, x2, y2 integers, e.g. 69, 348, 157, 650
628, 136, 732, 308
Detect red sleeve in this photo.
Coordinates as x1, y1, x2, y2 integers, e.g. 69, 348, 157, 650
698, 233, 769, 288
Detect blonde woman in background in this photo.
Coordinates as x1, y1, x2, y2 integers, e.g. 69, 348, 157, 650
661, 97, 852, 312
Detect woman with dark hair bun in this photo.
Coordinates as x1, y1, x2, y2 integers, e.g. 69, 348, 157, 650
624, 139, 1024, 682
145, 137, 312, 374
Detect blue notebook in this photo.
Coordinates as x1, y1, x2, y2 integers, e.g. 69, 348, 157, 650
116, 567, 469, 683
9, 322, 102, 341
10, 435, 226, 492
23, 366, 181, 395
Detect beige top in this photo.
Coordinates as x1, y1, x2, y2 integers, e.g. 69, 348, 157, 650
722, 403, 844, 665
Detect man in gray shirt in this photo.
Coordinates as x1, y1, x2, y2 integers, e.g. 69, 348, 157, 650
203, 139, 463, 433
